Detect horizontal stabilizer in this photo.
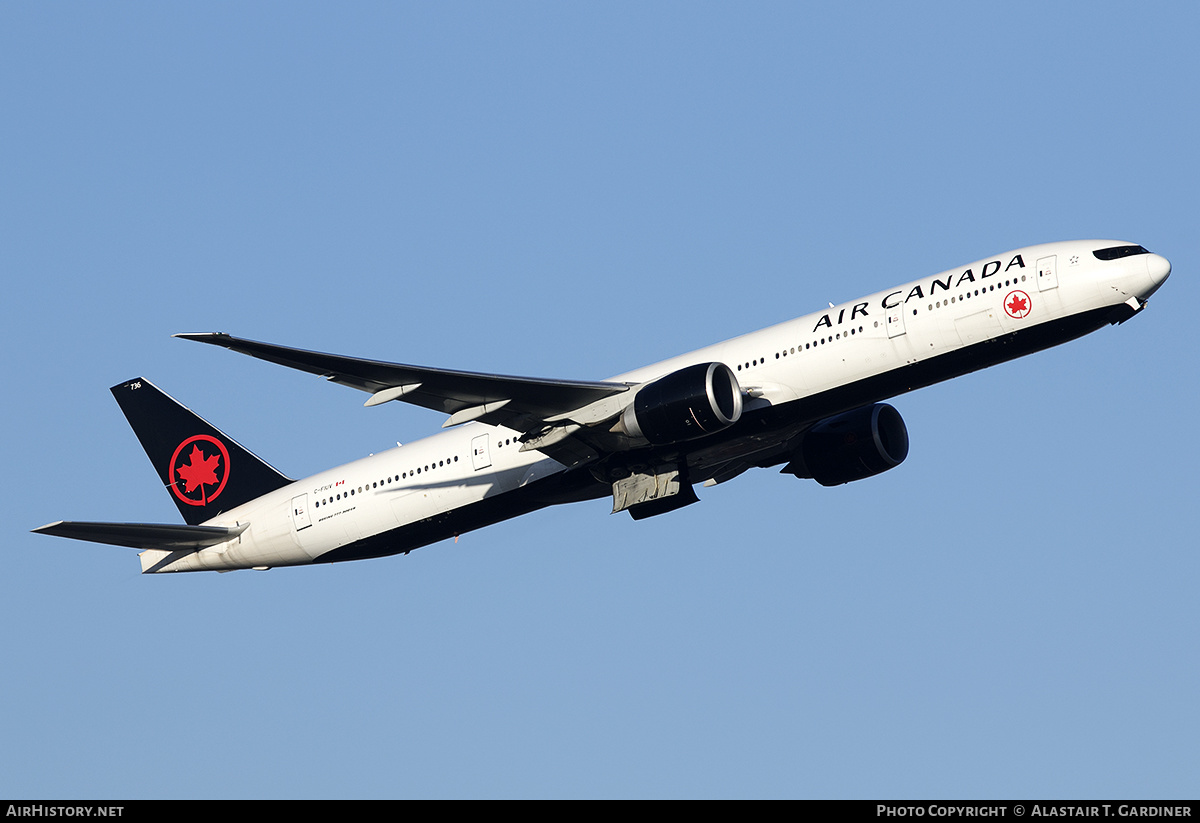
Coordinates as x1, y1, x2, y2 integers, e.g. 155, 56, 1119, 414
32, 520, 248, 551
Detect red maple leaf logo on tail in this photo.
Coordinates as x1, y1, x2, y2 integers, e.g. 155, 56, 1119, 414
177, 445, 221, 499
169, 435, 230, 506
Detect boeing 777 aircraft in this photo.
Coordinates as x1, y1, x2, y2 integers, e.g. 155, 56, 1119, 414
34, 240, 1171, 573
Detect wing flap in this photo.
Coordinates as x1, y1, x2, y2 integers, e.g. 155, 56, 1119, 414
32, 520, 248, 551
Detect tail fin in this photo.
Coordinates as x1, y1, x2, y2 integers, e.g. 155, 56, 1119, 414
111, 378, 292, 525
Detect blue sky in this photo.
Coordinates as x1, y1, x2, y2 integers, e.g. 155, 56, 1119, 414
2, 1, 1197, 799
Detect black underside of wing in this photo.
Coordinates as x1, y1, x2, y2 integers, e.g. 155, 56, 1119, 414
32, 521, 247, 551
175, 332, 629, 424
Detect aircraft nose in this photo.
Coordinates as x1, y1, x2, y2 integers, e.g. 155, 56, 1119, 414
1147, 253, 1172, 287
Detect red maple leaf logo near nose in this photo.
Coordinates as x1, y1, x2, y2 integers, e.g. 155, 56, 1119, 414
1004, 290, 1031, 319
169, 435, 231, 506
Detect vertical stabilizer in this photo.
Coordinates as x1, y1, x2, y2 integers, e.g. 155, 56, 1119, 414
111, 378, 292, 525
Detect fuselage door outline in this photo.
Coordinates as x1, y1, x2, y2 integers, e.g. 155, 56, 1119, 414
1037, 255, 1059, 291
471, 434, 492, 471
291, 493, 312, 531
886, 302, 907, 338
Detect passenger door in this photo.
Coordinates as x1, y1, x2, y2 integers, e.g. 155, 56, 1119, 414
291, 494, 312, 531
1036, 255, 1058, 291
471, 434, 492, 471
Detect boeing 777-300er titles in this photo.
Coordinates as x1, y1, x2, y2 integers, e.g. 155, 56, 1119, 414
34, 240, 1171, 573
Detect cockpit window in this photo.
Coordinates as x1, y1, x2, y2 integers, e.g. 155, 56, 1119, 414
1093, 245, 1150, 261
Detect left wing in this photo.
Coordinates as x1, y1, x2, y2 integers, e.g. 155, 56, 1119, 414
32, 520, 248, 551
176, 333, 632, 461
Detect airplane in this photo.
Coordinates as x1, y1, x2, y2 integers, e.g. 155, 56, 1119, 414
33, 240, 1171, 574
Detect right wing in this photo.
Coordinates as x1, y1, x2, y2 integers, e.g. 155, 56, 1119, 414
175, 333, 631, 433
176, 332, 637, 467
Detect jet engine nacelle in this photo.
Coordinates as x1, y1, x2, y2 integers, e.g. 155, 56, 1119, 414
786, 403, 909, 486
620, 362, 743, 446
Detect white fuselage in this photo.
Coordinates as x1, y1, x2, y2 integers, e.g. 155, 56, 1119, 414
141, 240, 1170, 573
